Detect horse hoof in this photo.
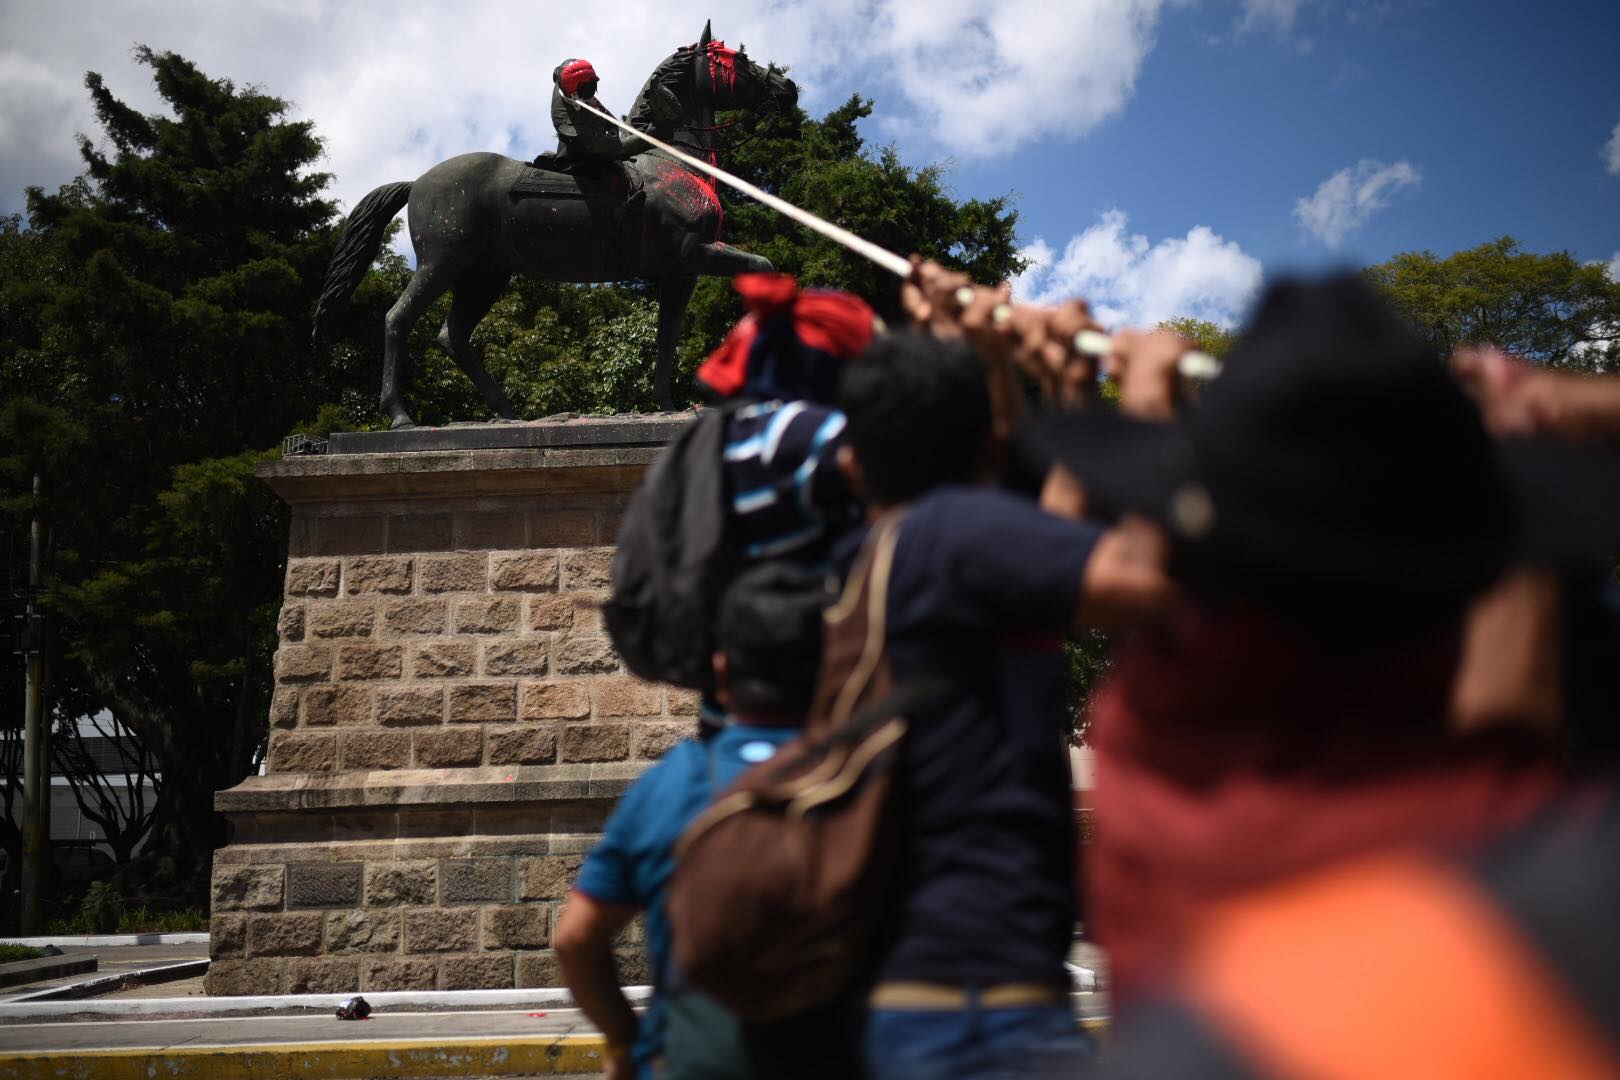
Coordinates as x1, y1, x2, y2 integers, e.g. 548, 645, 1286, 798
389, 417, 417, 431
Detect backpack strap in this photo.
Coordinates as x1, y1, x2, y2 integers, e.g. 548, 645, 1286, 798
810, 509, 907, 734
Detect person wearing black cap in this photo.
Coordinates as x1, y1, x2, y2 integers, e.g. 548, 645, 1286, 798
556, 564, 844, 1080
1034, 273, 1620, 1007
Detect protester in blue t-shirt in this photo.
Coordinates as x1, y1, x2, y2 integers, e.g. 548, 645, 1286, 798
832, 329, 1176, 1080
555, 564, 841, 1080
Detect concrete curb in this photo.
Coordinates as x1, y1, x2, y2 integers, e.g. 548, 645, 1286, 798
1, 933, 208, 948
6, 960, 209, 1003
0, 984, 653, 1020
0, 1033, 608, 1079
0, 954, 97, 990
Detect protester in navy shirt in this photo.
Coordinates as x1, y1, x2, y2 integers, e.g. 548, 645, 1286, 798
834, 331, 1174, 1080
555, 564, 837, 1080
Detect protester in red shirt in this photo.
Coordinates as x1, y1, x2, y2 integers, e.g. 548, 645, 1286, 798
1036, 275, 1620, 1006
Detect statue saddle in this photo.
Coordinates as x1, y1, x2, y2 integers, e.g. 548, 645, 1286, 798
512, 156, 644, 223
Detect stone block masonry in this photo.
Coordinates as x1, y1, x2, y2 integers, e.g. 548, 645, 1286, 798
208, 420, 692, 994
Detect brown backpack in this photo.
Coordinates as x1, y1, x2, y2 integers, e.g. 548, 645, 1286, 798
666, 514, 949, 1022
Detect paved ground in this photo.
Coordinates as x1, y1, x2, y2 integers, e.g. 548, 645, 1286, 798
0, 940, 1108, 1077
0, 942, 209, 1001
0, 1005, 597, 1052
0, 1005, 611, 1078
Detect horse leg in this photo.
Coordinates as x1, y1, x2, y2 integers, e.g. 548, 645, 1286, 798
677, 242, 774, 277
654, 274, 697, 411
382, 258, 464, 429
435, 266, 518, 421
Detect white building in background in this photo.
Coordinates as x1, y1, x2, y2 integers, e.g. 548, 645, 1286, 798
2, 712, 159, 861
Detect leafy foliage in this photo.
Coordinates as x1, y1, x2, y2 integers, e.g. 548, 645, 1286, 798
1365, 238, 1620, 373
80, 880, 124, 934
1064, 630, 1114, 745
1157, 317, 1237, 358
1, 48, 343, 898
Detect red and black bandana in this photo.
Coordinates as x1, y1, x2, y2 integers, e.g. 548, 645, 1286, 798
697, 274, 876, 402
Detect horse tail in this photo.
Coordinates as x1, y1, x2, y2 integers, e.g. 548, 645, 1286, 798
311, 181, 414, 343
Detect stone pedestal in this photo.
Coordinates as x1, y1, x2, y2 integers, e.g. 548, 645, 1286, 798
207, 416, 694, 995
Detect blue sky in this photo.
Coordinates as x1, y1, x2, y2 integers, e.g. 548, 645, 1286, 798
3, 0, 1617, 328
970, 0, 1620, 274
974, 0, 1620, 321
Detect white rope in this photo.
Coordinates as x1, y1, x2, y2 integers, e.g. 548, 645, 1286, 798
579, 102, 1221, 380
576, 100, 914, 278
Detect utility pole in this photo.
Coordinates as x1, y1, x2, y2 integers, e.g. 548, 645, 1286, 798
21, 473, 46, 934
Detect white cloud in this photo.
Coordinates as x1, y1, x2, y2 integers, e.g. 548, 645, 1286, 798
0, 3, 769, 235
1012, 209, 1262, 328
0, 0, 1183, 237
814, 0, 1173, 157
1239, 0, 1304, 34
1604, 114, 1620, 175
1607, 251, 1620, 282
1293, 158, 1420, 248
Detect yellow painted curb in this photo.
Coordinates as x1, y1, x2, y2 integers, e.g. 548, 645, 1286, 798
0, 1034, 606, 1079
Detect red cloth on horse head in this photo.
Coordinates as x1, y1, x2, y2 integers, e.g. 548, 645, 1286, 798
705, 40, 739, 94
1084, 601, 1565, 1008
559, 59, 598, 96
696, 274, 875, 402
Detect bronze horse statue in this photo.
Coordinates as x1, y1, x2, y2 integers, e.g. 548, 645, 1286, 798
312, 23, 796, 427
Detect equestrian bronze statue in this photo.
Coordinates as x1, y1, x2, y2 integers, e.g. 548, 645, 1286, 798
312, 22, 796, 427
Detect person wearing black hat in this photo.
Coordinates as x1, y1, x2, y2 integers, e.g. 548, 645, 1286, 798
557, 564, 849, 1080
1033, 274, 1620, 1007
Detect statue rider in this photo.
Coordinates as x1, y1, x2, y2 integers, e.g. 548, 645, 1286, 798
546, 58, 650, 171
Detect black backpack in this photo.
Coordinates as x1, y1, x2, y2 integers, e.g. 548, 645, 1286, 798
603, 407, 737, 694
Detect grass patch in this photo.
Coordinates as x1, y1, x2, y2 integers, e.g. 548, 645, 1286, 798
44, 906, 208, 935
0, 943, 45, 963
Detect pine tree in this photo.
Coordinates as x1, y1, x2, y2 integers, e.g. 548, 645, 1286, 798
3, 48, 343, 898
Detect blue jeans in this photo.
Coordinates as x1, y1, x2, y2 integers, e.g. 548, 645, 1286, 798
865, 999, 1094, 1080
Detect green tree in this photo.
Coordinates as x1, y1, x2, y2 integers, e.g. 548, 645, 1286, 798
1157, 317, 1237, 358
2, 48, 344, 899
1365, 238, 1620, 373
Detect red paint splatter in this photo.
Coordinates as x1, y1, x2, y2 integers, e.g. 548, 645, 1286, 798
662, 168, 724, 241
707, 41, 739, 98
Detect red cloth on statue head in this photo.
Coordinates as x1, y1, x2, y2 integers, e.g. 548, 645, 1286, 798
559, 59, 598, 96
1084, 601, 1564, 1008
